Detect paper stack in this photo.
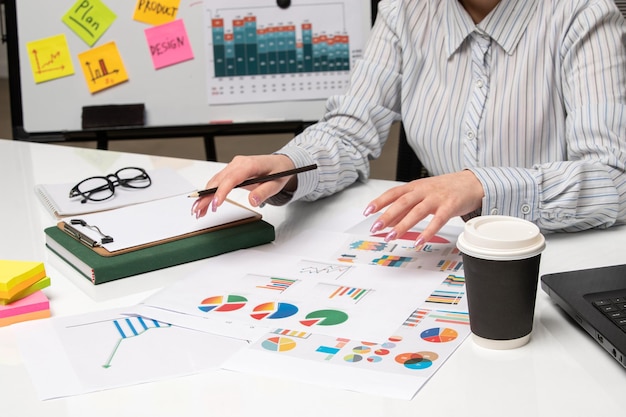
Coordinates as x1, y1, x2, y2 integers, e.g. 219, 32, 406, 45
0, 260, 51, 326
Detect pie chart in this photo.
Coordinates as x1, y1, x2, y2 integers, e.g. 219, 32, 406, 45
261, 336, 296, 352
420, 327, 458, 343
343, 354, 362, 362
250, 302, 298, 320
395, 352, 436, 370
299, 309, 348, 326
352, 345, 371, 354
198, 294, 247, 312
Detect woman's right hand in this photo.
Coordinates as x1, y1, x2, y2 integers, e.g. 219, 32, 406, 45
191, 154, 296, 219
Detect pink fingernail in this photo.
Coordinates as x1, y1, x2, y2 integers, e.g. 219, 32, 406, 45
251, 195, 262, 207
211, 198, 219, 212
414, 237, 425, 247
370, 220, 383, 233
384, 230, 397, 242
363, 204, 375, 216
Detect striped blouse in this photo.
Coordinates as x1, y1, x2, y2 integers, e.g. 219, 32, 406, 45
276, 0, 626, 232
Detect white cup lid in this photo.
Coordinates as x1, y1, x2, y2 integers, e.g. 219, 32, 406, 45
456, 215, 545, 261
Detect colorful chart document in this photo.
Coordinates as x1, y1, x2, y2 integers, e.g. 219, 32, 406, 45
204, 0, 369, 105
138, 217, 471, 399
16, 216, 470, 400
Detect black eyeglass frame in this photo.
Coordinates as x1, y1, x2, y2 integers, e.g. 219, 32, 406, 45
69, 167, 152, 204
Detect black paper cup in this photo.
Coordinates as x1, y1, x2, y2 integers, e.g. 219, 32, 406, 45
456, 216, 545, 349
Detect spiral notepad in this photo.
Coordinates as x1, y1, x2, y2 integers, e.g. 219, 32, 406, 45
35, 168, 196, 218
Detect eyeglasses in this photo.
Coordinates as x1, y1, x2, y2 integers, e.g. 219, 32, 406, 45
69, 167, 152, 204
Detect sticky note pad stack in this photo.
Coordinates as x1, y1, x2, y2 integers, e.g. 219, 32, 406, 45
0, 260, 51, 326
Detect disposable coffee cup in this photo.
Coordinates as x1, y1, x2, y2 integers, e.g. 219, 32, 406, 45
456, 215, 545, 350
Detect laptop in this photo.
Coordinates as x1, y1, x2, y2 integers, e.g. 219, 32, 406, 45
541, 264, 626, 369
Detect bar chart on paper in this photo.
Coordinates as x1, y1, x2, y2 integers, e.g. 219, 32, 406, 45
205, 0, 369, 104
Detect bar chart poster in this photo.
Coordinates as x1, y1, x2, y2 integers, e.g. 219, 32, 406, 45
204, 0, 370, 105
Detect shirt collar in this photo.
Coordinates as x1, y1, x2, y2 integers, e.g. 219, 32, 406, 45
445, 0, 539, 57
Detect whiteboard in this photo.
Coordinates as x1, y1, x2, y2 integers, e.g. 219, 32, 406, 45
13, 0, 371, 133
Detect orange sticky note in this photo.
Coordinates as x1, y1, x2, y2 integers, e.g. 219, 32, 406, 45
133, 0, 181, 26
26, 34, 75, 83
1, 276, 51, 306
0, 291, 50, 327
78, 41, 129, 93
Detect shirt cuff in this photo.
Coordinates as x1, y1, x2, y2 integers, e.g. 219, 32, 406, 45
468, 166, 539, 221
263, 146, 319, 205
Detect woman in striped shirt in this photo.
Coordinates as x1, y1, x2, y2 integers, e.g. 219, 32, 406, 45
193, 0, 626, 245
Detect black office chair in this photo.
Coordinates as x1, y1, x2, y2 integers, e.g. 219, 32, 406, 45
395, 124, 428, 182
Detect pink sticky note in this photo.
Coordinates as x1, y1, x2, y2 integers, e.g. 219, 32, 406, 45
145, 19, 194, 70
0, 291, 49, 319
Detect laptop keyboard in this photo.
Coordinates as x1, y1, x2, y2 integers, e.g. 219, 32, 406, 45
592, 295, 626, 333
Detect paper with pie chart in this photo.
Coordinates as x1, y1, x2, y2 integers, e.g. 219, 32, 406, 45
141, 220, 470, 399
143, 247, 435, 342
224, 298, 471, 400
222, 219, 470, 400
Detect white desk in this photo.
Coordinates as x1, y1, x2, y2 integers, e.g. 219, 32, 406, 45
1, 138, 625, 416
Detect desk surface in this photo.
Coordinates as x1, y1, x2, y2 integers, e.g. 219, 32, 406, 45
1, 138, 625, 416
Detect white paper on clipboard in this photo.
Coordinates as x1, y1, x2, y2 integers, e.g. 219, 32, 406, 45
61, 195, 259, 252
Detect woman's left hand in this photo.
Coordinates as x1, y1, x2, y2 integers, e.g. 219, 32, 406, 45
363, 170, 484, 244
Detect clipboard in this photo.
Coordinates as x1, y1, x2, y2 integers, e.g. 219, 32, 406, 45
57, 197, 262, 257
45, 219, 276, 285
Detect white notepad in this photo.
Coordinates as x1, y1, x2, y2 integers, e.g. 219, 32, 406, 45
35, 168, 196, 218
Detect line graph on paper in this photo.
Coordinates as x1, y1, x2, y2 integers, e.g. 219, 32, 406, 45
103, 317, 172, 368
297, 260, 352, 280
27, 308, 248, 399
64, 315, 173, 369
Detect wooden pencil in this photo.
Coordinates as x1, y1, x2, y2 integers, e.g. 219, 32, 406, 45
188, 164, 318, 198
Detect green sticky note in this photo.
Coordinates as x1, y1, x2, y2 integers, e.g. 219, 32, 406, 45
62, 0, 117, 47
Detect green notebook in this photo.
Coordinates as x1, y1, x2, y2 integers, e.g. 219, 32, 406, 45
44, 220, 275, 285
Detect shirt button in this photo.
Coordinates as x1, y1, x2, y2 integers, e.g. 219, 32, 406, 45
490, 208, 499, 215
521, 204, 531, 215
467, 131, 475, 140
476, 79, 484, 88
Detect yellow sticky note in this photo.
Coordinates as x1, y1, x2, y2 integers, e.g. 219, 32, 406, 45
0, 260, 46, 299
26, 34, 75, 83
133, 0, 181, 26
78, 41, 129, 93
62, 0, 117, 47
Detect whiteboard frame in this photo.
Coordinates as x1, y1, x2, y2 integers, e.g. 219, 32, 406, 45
5, 0, 373, 143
